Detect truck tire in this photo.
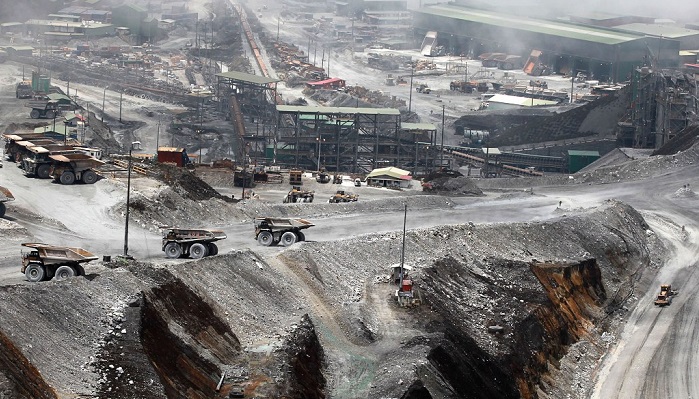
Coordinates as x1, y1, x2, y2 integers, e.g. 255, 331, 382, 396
0, 202, 5, 218
37, 164, 51, 179
164, 242, 182, 258
189, 243, 208, 259
297, 231, 305, 242
30, 109, 40, 119
75, 264, 86, 276
55, 265, 76, 281
82, 170, 98, 184
207, 243, 218, 256
280, 231, 298, 247
59, 171, 76, 185
25, 264, 45, 282
45, 110, 55, 119
257, 231, 274, 246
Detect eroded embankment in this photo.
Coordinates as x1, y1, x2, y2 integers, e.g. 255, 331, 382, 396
0, 255, 327, 398
278, 200, 662, 398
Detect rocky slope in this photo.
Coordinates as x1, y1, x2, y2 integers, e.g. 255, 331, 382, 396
0, 194, 662, 398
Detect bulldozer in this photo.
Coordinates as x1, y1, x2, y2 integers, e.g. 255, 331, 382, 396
283, 186, 314, 203
329, 190, 358, 203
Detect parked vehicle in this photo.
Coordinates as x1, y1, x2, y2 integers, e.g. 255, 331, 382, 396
254, 217, 314, 247
15, 81, 33, 99
28, 100, 60, 119
21, 243, 97, 282
48, 153, 104, 184
22, 145, 80, 179
161, 227, 227, 259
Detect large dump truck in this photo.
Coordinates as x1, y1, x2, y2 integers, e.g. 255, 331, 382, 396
0, 186, 15, 218
654, 284, 677, 306
49, 153, 104, 184
8, 139, 57, 165
161, 227, 227, 259
15, 81, 33, 99
3, 133, 54, 162
21, 243, 97, 282
22, 145, 80, 178
254, 217, 314, 247
28, 100, 60, 119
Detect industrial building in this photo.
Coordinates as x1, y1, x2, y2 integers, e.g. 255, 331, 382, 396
412, 3, 681, 83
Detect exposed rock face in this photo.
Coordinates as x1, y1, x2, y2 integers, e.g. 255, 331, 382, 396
0, 201, 662, 399
279, 314, 326, 398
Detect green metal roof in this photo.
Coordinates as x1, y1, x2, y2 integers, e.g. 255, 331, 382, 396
277, 105, 400, 116
615, 23, 699, 39
401, 122, 437, 131
418, 5, 645, 45
215, 71, 280, 85
568, 150, 600, 156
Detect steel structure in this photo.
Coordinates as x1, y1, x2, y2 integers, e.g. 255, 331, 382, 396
215, 71, 280, 161
275, 105, 437, 173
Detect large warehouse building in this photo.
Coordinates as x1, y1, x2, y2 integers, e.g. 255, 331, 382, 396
412, 4, 681, 83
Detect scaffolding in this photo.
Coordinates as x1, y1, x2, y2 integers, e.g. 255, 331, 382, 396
275, 105, 437, 174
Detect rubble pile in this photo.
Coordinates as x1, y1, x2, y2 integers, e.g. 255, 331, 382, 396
421, 169, 484, 196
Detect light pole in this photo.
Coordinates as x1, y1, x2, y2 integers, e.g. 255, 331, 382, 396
124, 141, 142, 258
119, 90, 123, 122
156, 113, 161, 160
102, 86, 108, 122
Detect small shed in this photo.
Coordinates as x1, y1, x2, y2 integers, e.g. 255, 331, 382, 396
157, 147, 191, 167
567, 150, 600, 173
366, 166, 412, 188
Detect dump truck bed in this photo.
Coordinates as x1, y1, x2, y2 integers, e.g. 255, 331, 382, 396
49, 153, 105, 168
3, 133, 50, 142
21, 243, 98, 264
254, 217, 315, 230
162, 227, 227, 242
0, 186, 14, 202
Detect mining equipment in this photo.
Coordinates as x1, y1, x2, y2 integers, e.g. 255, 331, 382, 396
3, 133, 53, 161
161, 227, 227, 259
21, 243, 97, 282
254, 217, 314, 247
234, 168, 254, 188
0, 185, 15, 217
416, 84, 431, 94
329, 190, 358, 203
48, 153, 104, 185
283, 186, 315, 203
654, 284, 677, 306
289, 169, 303, 185
393, 204, 421, 307
316, 171, 331, 183
22, 145, 81, 179
5, 138, 56, 165
450, 80, 478, 93
28, 100, 61, 119
15, 81, 33, 99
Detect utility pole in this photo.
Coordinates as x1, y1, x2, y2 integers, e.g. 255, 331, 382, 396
408, 64, 414, 114
276, 16, 280, 43
440, 104, 445, 168
119, 90, 123, 122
